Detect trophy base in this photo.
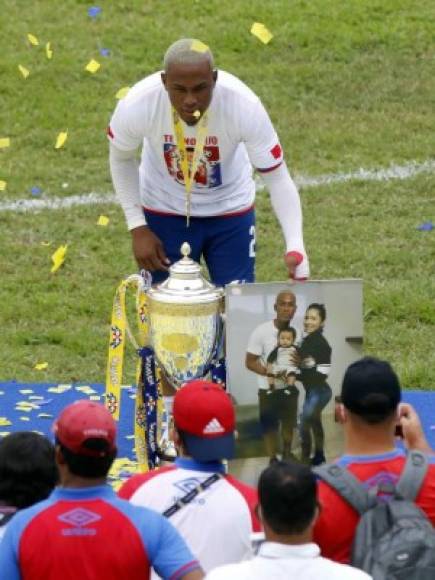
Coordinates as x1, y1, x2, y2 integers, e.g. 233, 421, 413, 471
157, 439, 177, 462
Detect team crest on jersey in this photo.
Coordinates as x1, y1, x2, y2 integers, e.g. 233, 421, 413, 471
174, 476, 206, 495
163, 136, 222, 188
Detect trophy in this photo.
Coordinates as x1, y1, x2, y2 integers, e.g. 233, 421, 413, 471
147, 242, 225, 389
105, 242, 225, 470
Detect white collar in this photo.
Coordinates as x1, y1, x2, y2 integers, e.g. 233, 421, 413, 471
258, 542, 320, 560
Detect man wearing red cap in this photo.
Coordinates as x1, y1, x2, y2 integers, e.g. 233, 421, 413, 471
119, 380, 260, 576
0, 400, 203, 580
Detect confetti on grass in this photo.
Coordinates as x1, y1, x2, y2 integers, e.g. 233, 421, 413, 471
417, 221, 433, 231
55, 131, 68, 149
27, 33, 39, 46
0, 181, 6, 191
97, 215, 109, 226
51, 244, 67, 273
0, 138, 11, 149
250, 22, 273, 44
88, 6, 102, 18
116, 86, 130, 99
34, 362, 48, 370
18, 65, 30, 78
85, 59, 101, 73
46, 42, 53, 59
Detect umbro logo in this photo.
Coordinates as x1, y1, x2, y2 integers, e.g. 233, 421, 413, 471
203, 418, 225, 434
58, 507, 101, 537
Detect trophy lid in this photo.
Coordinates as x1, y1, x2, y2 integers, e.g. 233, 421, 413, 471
147, 242, 224, 304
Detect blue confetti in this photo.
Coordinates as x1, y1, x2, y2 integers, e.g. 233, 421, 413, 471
100, 48, 110, 57
31, 186, 42, 196
417, 221, 433, 231
88, 6, 102, 18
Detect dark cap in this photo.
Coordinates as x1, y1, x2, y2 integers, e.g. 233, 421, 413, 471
341, 356, 401, 416
174, 380, 235, 462
53, 400, 117, 457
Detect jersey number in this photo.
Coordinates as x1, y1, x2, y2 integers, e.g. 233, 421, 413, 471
249, 225, 256, 258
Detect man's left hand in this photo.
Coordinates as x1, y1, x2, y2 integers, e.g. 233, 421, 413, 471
284, 251, 308, 280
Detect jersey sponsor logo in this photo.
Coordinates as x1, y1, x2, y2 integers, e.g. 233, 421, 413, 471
203, 418, 225, 434
58, 507, 101, 536
163, 135, 222, 189
270, 143, 282, 159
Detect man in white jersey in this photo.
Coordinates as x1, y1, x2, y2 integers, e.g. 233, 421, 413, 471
118, 380, 260, 575
108, 38, 309, 285
246, 290, 299, 462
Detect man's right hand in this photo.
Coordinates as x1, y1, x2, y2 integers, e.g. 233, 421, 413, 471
131, 226, 170, 271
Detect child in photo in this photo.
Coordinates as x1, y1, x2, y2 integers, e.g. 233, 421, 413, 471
266, 327, 299, 391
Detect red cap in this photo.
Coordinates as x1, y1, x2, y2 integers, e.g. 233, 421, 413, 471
173, 380, 235, 461
53, 400, 117, 457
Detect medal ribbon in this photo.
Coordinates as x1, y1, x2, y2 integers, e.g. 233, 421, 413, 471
105, 275, 159, 471
172, 107, 208, 226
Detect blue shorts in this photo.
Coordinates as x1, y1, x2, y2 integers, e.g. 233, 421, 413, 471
144, 208, 256, 286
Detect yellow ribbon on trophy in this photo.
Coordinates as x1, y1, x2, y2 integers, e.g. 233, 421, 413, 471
105, 275, 159, 472
172, 107, 208, 226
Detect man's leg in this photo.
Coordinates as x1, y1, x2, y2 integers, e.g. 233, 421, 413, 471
258, 390, 279, 461
202, 209, 255, 286
144, 212, 204, 284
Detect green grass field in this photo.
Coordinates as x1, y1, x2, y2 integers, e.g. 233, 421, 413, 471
1, 0, 434, 387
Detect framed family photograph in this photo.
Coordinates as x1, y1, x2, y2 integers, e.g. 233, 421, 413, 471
225, 280, 363, 462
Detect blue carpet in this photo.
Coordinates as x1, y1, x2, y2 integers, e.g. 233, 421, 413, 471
0, 382, 137, 460
0, 382, 434, 456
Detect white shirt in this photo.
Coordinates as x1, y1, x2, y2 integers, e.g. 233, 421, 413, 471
118, 458, 258, 576
246, 320, 279, 390
109, 70, 284, 217
205, 542, 373, 580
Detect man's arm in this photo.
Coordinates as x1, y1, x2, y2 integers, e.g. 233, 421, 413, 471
398, 403, 433, 453
259, 163, 309, 280
109, 144, 169, 271
245, 352, 267, 376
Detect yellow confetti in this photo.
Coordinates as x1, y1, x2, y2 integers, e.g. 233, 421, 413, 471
85, 59, 101, 73
19, 389, 34, 394
20, 417, 31, 422
250, 22, 273, 44
46, 42, 53, 59
54, 131, 68, 149
115, 86, 130, 99
27, 33, 39, 46
97, 215, 110, 226
37, 413, 53, 419
0, 418, 12, 427
18, 65, 30, 79
191, 40, 209, 53
40, 241, 52, 246
51, 244, 67, 273
0, 181, 6, 191
0, 138, 11, 149
34, 362, 48, 370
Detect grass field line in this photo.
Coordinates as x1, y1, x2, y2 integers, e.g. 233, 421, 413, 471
1, 158, 434, 214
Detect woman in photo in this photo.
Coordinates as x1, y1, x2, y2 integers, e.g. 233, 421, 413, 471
297, 303, 332, 466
